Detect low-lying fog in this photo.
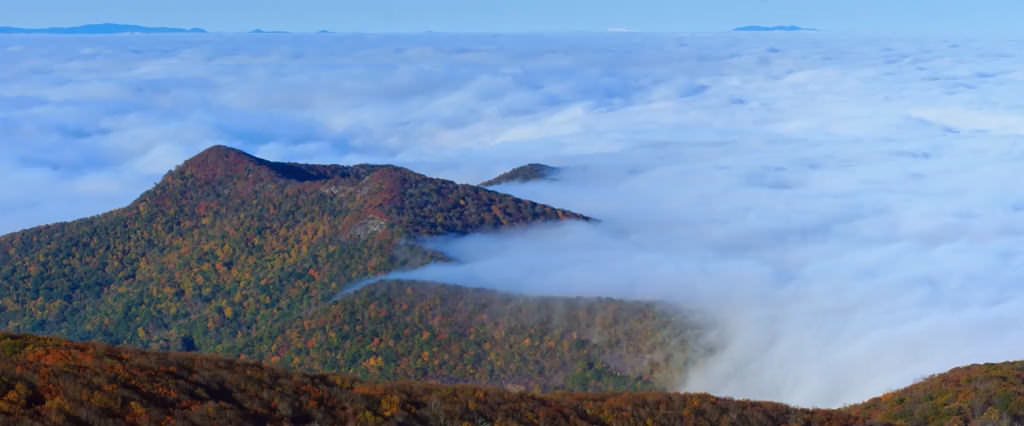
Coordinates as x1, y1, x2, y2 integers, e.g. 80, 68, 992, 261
4, 32, 1024, 407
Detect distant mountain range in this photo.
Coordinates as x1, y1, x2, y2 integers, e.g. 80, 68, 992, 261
733, 25, 817, 32
0, 23, 206, 34
0, 24, 334, 35
250, 29, 290, 34
0, 24, 820, 35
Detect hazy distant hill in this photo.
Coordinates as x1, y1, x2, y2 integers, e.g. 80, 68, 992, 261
480, 163, 560, 187
733, 25, 817, 32
0, 23, 206, 34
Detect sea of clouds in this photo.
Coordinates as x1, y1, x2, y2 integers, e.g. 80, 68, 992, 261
4, 32, 1024, 408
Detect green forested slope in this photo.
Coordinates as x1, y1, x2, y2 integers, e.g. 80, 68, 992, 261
254, 280, 697, 393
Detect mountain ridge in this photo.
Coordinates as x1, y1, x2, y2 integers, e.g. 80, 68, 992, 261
0, 23, 206, 34
0, 145, 695, 394
169, 145, 385, 185
0, 331, 868, 425
733, 25, 818, 32
5, 330, 1024, 425
481, 163, 560, 187
0, 145, 589, 349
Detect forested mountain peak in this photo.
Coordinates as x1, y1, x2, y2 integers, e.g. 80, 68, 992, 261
139, 145, 588, 234
0, 145, 592, 377
178, 144, 274, 178
173, 145, 375, 185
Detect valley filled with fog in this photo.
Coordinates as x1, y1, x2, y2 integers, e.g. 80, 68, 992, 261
3, 32, 1024, 408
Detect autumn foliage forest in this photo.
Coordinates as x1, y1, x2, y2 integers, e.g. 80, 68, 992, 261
4, 146, 1024, 425
256, 280, 697, 393
0, 332, 867, 425
0, 146, 696, 394
5, 332, 1024, 425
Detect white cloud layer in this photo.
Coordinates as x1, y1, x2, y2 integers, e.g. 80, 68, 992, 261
4, 32, 1024, 408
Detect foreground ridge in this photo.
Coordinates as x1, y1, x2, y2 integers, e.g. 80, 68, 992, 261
6, 331, 1022, 425
0, 332, 870, 425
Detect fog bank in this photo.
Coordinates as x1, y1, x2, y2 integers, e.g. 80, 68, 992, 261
5, 32, 1024, 407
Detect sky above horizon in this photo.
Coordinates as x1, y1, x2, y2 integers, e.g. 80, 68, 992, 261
4, 0, 1024, 35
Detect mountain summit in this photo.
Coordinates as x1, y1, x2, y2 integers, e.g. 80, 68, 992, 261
172, 145, 367, 184
480, 163, 560, 187
0, 145, 587, 355
148, 145, 587, 234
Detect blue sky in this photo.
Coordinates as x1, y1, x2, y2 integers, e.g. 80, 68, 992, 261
3, 0, 1023, 35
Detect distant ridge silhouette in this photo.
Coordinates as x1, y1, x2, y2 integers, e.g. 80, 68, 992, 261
250, 29, 290, 34
733, 25, 817, 32
0, 23, 206, 34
